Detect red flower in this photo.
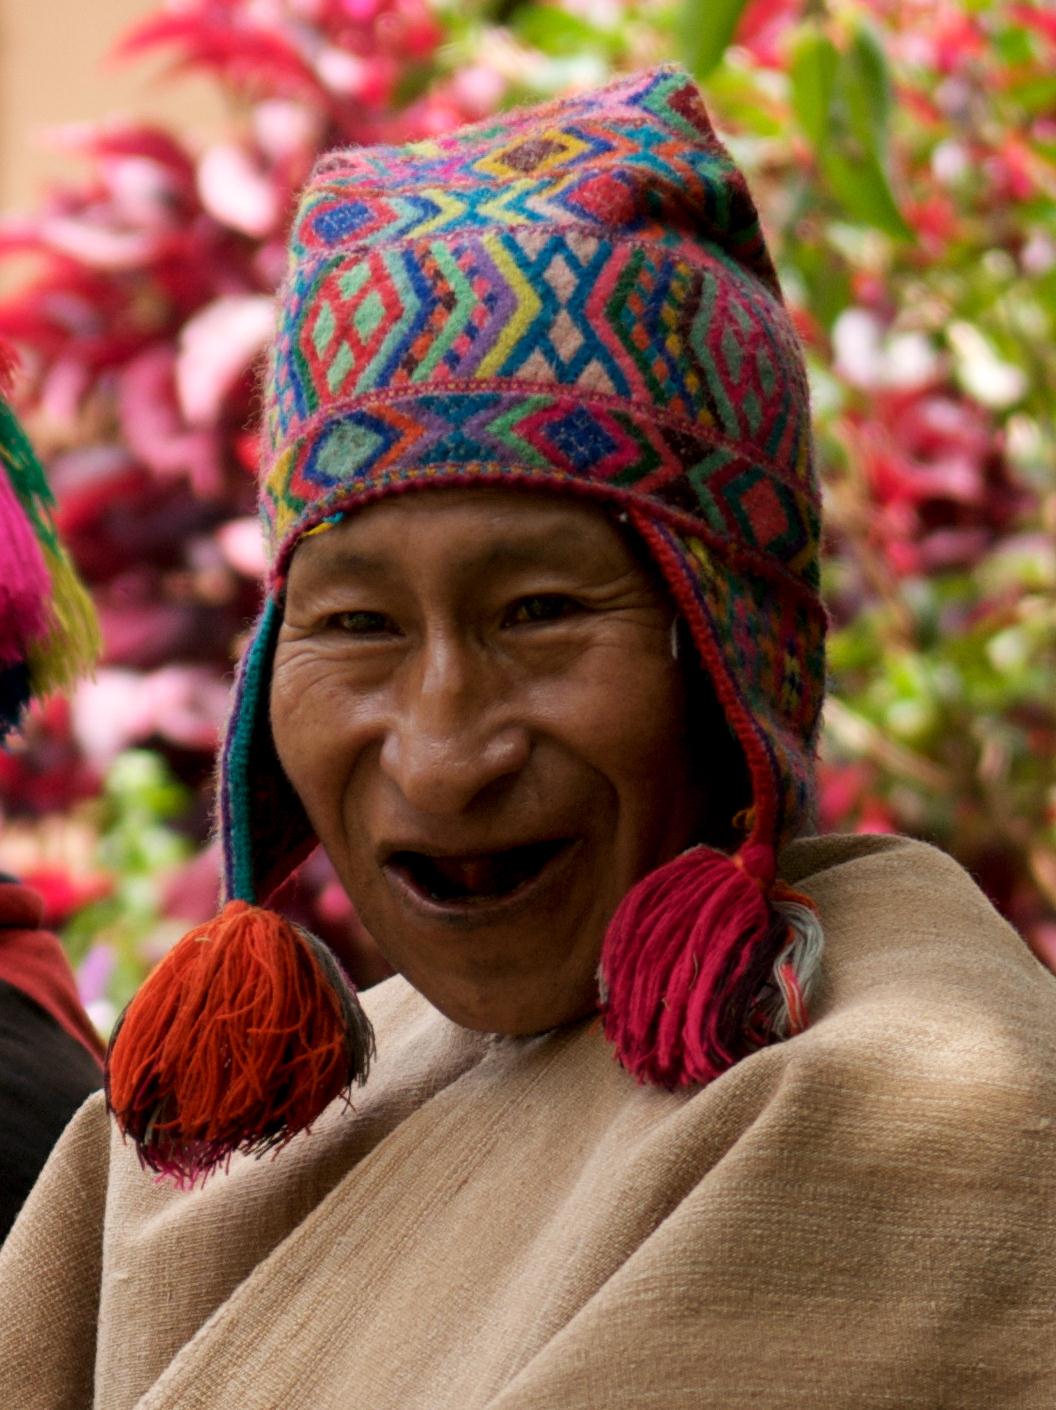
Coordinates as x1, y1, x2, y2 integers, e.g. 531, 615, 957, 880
845, 388, 1030, 577
20, 868, 113, 928
733, 0, 802, 69
903, 193, 959, 255
817, 760, 899, 835
0, 699, 101, 815
986, 133, 1037, 204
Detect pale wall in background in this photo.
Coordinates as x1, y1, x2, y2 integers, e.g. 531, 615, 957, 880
0, 0, 223, 212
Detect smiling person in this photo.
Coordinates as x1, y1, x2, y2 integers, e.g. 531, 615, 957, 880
1, 65, 1054, 1410
272, 488, 719, 1039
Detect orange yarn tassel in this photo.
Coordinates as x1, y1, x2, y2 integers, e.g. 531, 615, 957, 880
105, 900, 374, 1187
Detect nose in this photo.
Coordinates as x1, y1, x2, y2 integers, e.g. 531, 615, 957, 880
379, 630, 530, 817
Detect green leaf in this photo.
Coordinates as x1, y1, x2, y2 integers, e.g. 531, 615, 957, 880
821, 147, 913, 240
789, 26, 839, 149
703, 62, 785, 137
840, 21, 892, 161
512, 3, 616, 57
994, 23, 1036, 67
792, 20, 910, 240
680, 0, 752, 79
788, 239, 853, 330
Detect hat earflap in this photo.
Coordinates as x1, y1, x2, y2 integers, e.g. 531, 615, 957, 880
597, 514, 824, 1087
105, 597, 374, 1187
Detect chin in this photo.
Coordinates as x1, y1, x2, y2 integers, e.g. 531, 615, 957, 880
399, 963, 601, 1039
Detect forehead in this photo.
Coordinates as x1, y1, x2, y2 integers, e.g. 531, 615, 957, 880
287, 486, 643, 580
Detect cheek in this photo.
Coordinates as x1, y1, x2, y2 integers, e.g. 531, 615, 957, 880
546, 643, 698, 873
527, 637, 699, 857
610, 663, 700, 856
547, 638, 692, 793
269, 646, 371, 828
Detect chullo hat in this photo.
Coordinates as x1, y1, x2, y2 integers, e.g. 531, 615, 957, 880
106, 64, 827, 1185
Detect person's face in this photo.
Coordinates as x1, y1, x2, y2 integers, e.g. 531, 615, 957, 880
270, 488, 704, 1035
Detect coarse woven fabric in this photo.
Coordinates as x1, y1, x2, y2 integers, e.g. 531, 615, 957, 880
224, 61, 825, 906
3, 835, 1055, 1409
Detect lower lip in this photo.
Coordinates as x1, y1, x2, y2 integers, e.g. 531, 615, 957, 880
382, 839, 582, 927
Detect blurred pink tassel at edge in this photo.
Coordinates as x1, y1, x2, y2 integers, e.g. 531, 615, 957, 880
0, 468, 50, 665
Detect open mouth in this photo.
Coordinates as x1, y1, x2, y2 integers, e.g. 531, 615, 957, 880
386, 839, 571, 907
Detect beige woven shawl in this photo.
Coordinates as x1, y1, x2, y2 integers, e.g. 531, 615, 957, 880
1, 833, 1054, 1410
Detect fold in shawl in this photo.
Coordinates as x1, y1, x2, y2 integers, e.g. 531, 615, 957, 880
1, 834, 1054, 1410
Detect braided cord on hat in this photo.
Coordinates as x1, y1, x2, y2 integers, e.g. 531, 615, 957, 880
220, 595, 282, 905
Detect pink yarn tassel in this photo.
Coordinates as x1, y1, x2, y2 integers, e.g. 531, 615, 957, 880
0, 467, 50, 665
599, 843, 785, 1087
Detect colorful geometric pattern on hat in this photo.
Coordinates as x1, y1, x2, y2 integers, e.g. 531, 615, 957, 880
288, 65, 777, 285
241, 62, 825, 909
262, 65, 815, 574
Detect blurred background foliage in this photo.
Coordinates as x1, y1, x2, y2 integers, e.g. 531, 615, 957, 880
0, 0, 1053, 1032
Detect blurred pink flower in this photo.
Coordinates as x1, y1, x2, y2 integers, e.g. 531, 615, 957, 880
986, 133, 1039, 204
887, 2, 985, 75
115, 11, 325, 106
162, 841, 222, 924
217, 518, 267, 578
176, 294, 275, 426
197, 144, 282, 238
1009, 5, 1056, 48
118, 347, 226, 495
72, 667, 229, 767
1028, 923, 1056, 974
817, 761, 898, 835
845, 388, 1029, 577
904, 192, 959, 255
449, 66, 508, 120
77, 944, 117, 1006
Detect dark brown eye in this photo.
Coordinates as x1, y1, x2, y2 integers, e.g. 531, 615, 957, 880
503, 594, 581, 627
332, 610, 395, 636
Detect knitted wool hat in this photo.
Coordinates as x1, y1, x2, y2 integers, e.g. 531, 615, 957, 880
106, 65, 827, 1185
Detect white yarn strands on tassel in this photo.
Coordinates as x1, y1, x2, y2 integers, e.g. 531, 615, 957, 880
756, 897, 825, 1040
